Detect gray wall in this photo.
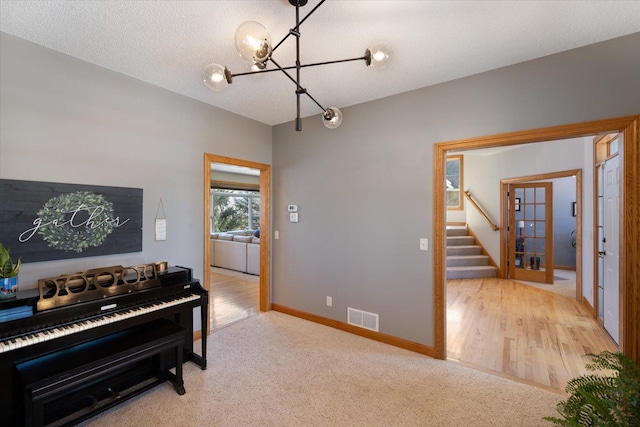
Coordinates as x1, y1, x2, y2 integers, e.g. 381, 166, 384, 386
272, 33, 640, 347
0, 33, 272, 295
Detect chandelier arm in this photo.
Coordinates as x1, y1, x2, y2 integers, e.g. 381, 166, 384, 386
270, 57, 327, 113
231, 55, 369, 79
301, 56, 368, 68
296, 3, 301, 131
270, 58, 303, 90
272, 0, 327, 54
269, 58, 304, 93
301, 90, 328, 113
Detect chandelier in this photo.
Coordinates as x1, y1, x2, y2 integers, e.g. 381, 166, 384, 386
202, 0, 391, 131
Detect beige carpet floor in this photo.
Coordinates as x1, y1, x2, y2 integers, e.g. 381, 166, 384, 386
82, 311, 562, 426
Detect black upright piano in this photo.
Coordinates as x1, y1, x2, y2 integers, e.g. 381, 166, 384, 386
0, 264, 208, 426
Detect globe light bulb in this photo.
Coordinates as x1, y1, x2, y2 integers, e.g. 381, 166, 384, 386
249, 61, 267, 79
202, 63, 231, 92
322, 107, 343, 129
235, 21, 272, 63
368, 44, 392, 69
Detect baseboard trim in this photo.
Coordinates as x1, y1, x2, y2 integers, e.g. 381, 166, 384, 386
272, 304, 435, 358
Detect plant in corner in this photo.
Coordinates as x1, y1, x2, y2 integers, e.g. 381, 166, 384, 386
544, 351, 640, 426
0, 243, 21, 298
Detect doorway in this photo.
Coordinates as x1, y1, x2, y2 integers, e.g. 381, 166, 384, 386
500, 169, 582, 295
601, 155, 620, 343
596, 133, 622, 345
203, 153, 271, 335
433, 115, 640, 364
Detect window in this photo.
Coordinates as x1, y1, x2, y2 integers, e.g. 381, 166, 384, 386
608, 136, 619, 156
595, 133, 620, 163
446, 155, 464, 209
210, 188, 260, 233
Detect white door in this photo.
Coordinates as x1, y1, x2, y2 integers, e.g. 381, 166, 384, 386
602, 154, 620, 344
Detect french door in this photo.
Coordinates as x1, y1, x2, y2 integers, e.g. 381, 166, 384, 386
508, 182, 554, 284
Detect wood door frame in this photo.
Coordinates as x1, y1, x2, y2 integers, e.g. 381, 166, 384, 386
203, 153, 272, 333
433, 115, 640, 362
501, 170, 581, 291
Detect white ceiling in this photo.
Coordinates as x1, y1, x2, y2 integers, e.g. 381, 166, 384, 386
1, 1, 639, 126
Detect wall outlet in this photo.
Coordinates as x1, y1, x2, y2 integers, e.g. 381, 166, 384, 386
326, 296, 332, 307
420, 238, 429, 251
274, 231, 279, 239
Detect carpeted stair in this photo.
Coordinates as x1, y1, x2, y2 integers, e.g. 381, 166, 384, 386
446, 225, 497, 280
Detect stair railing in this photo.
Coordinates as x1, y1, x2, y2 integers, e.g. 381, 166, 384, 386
463, 191, 499, 231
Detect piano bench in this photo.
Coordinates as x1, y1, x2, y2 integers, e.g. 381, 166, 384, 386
15, 318, 186, 427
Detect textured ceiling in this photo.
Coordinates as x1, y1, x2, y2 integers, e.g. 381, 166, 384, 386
1, 1, 639, 126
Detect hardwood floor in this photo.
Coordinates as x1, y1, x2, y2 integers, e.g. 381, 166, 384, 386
447, 277, 617, 394
209, 267, 260, 332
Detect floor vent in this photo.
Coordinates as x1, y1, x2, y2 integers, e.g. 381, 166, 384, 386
347, 307, 379, 332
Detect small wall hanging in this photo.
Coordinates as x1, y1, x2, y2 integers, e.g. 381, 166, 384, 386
155, 198, 167, 241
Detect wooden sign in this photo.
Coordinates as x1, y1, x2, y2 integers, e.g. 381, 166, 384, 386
0, 179, 143, 263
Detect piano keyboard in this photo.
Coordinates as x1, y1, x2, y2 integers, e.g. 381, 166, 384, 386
0, 293, 200, 354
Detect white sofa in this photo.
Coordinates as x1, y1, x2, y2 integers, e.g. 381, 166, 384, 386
210, 230, 260, 275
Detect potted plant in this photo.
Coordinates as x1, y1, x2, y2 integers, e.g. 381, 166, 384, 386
0, 243, 21, 298
544, 351, 640, 426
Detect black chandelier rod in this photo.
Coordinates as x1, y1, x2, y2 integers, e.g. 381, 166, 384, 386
230, 55, 368, 79
296, 3, 302, 131
269, 57, 326, 114
272, 0, 326, 54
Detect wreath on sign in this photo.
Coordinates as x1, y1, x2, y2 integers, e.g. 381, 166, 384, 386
37, 191, 116, 253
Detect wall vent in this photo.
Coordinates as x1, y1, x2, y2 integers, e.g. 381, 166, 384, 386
347, 307, 379, 332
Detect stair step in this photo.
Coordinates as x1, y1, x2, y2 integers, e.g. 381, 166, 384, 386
446, 255, 489, 267
446, 226, 468, 237
447, 266, 497, 280
446, 245, 482, 256
446, 236, 475, 246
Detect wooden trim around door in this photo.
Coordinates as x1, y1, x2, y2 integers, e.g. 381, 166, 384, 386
433, 115, 640, 363
203, 154, 272, 335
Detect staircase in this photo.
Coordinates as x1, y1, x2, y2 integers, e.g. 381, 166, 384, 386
446, 226, 497, 280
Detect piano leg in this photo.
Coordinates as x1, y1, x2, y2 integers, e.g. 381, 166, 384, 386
199, 296, 208, 370
173, 343, 186, 395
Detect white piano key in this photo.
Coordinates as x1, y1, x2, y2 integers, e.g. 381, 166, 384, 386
0, 293, 201, 354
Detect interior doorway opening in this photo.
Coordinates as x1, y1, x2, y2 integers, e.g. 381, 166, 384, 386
434, 115, 640, 385
501, 170, 582, 295
203, 153, 271, 335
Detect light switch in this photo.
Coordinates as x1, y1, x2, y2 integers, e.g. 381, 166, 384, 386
420, 238, 429, 251
289, 212, 299, 222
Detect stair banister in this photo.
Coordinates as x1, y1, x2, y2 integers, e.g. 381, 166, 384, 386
463, 191, 499, 231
